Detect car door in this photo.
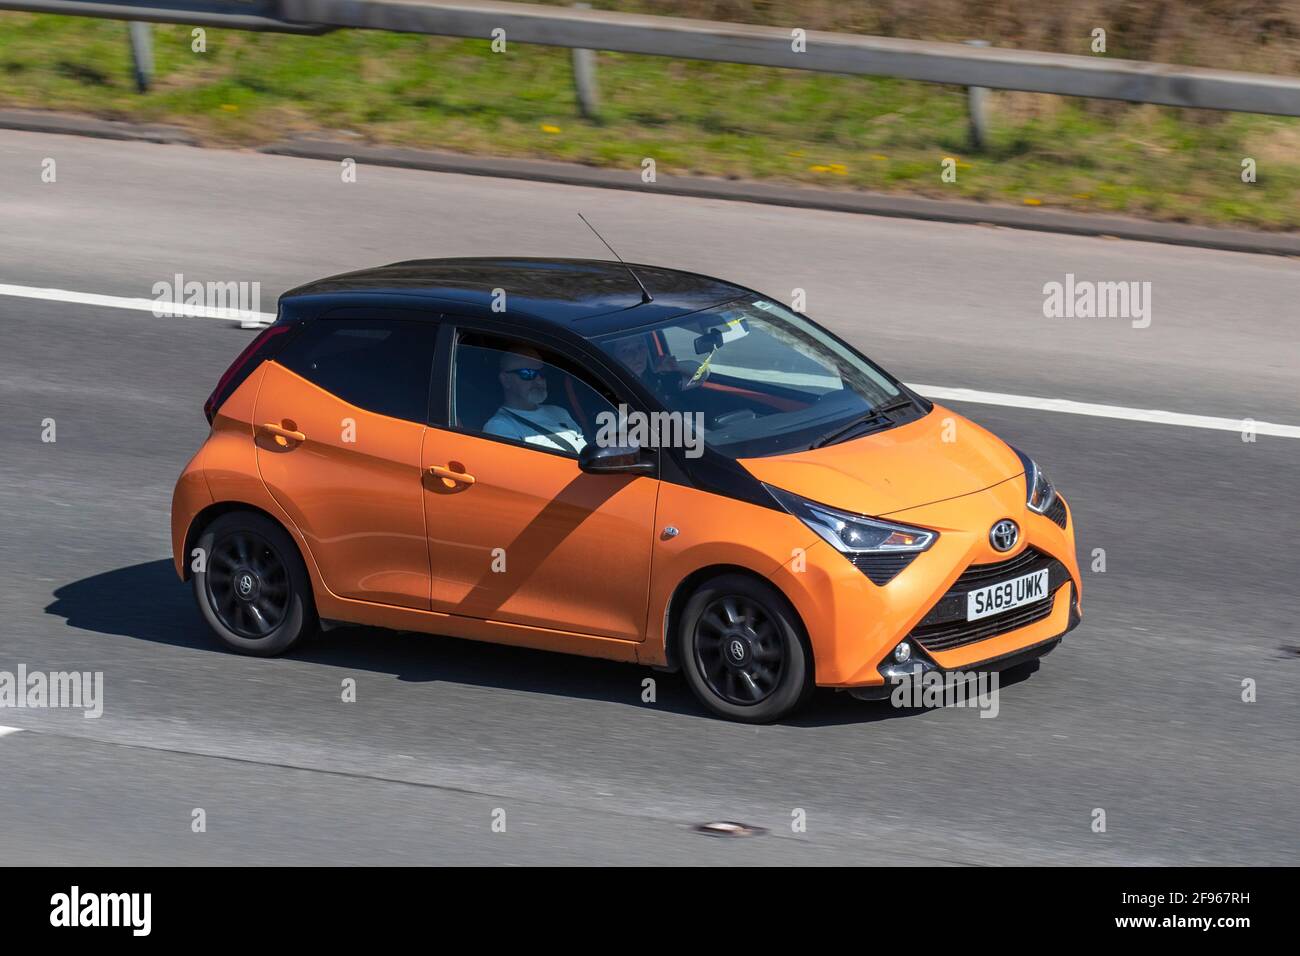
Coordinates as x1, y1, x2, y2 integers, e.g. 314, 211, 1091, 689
423, 326, 658, 641
255, 308, 437, 610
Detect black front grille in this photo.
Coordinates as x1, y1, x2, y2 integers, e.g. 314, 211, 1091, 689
911, 598, 1056, 651
849, 552, 921, 586
1044, 495, 1068, 529
946, 547, 1047, 587
908, 547, 1070, 653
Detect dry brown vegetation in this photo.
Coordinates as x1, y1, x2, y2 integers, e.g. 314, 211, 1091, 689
584, 0, 1300, 72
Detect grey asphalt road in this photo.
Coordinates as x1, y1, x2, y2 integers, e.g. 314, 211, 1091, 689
0, 130, 1297, 865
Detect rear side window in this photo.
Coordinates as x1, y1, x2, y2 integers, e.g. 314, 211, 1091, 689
276, 316, 436, 422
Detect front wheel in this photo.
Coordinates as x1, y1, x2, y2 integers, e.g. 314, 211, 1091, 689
678, 574, 814, 723
192, 511, 316, 656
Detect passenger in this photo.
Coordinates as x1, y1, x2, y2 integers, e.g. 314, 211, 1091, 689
482, 348, 588, 453
610, 335, 699, 397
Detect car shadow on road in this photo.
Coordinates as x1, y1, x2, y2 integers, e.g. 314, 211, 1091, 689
46, 560, 1041, 727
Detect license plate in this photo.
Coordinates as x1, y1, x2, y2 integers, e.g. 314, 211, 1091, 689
966, 569, 1050, 621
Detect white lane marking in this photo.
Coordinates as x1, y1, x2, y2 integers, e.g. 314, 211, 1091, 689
912, 385, 1300, 439
2, 282, 1296, 438
0, 282, 274, 327
0, 726, 22, 738
704, 365, 1299, 438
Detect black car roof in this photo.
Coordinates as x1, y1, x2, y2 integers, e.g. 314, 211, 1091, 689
280, 257, 751, 337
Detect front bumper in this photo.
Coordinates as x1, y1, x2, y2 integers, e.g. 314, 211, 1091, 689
847, 596, 1080, 700
773, 477, 1083, 688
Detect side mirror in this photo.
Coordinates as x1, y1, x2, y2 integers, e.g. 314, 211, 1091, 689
579, 444, 655, 475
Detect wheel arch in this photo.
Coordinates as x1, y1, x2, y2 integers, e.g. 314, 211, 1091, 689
182, 501, 305, 583
660, 563, 812, 672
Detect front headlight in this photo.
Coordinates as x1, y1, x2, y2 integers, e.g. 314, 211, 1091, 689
765, 485, 937, 554
1012, 447, 1057, 515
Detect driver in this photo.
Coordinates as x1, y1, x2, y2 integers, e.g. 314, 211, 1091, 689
483, 348, 588, 454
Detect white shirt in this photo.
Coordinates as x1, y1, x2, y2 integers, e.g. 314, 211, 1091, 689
483, 404, 588, 453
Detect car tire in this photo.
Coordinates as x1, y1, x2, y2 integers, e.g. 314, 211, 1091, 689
678, 573, 815, 723
192, 511, 316, 657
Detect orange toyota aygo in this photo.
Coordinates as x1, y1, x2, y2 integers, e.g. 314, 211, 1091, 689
172, 258, 1082, 722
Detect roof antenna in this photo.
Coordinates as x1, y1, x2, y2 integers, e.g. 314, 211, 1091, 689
578, 212, 652, 304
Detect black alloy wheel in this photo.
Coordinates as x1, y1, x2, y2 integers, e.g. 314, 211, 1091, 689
694, 593, 786, 705
192, 511, 316, 657
679, 573, 814, 723
206, 529, 291, 640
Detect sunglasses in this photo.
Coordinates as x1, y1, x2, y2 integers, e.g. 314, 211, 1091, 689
502, 367, 544, 381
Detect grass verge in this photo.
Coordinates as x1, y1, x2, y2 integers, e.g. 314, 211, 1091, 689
2, 13, 1298, 230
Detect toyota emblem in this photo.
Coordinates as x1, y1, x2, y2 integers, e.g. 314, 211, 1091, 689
729, 639, 745, 661
989, 519, 1019, 552
238, 574, 254, 596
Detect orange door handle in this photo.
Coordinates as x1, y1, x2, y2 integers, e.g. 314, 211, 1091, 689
429, 465, 476, 485
260, 422, 307, 442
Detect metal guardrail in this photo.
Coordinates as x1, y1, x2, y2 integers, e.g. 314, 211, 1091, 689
5, 0, 1300, 116
0, 1, 329, 32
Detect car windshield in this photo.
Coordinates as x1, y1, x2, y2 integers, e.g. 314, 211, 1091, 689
594, 298, 912, 458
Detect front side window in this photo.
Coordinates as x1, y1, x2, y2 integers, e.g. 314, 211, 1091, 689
275, 315, 436, 422
452, 333, 618, 457
595, 298, 910, 458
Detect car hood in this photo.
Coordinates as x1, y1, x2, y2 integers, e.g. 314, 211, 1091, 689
738, 405, 1024, 516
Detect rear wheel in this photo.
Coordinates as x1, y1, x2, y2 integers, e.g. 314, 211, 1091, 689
193, 511, 316, 656
679, 574, 814, 723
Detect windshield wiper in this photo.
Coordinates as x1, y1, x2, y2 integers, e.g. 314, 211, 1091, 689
810, 396, 914, 450
873, 395, 914, 415
811, 412, 888, 449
